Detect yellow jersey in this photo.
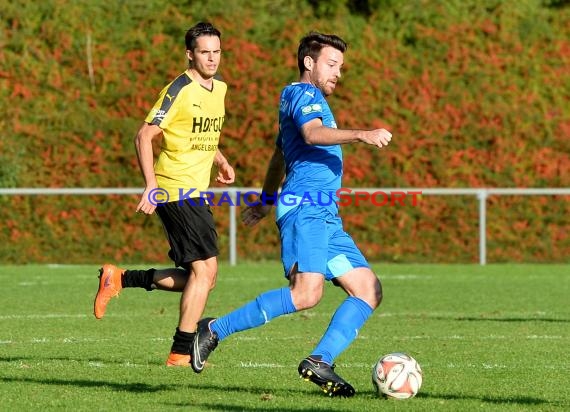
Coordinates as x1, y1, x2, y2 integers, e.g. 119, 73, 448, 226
145, 71, 227, 201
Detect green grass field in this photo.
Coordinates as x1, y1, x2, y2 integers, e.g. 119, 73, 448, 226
1, 263, 569, 411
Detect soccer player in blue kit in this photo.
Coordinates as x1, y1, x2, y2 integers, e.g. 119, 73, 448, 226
191, 32, 393, 397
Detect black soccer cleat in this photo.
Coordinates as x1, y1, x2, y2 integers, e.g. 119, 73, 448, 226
191, 317, 219, 373
298, 357, 356, 398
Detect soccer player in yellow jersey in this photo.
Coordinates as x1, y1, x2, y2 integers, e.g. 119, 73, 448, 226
93, 22, 235, 367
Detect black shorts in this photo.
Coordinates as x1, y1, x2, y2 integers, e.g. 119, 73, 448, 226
155, 199, 219, 269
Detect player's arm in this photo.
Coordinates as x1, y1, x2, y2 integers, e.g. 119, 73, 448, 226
301, 118, 392, 148
260, 146, 285, 198
134, 122, 162, 214
242, 146, 285, 227
214, 149, 235, 184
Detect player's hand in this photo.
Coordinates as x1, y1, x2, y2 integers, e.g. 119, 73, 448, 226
215, 162, 235, 184
242, 203, 272, 227
136, 186, 158, 215
360, 128, 392, 148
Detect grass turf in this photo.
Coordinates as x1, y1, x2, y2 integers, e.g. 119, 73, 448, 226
0, 263, 569, 411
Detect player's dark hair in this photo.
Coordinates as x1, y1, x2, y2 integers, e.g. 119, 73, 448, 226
297, 32, 348, 75
185, 22, 221, 51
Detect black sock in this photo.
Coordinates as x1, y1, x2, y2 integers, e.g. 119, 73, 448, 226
171, 328, 196, 355
122, 269, 156, 291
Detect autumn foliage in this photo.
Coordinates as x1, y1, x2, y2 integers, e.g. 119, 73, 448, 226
1, 0, 568, 263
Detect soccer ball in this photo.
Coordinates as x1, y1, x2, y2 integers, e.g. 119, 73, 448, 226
372, 353, 422, 399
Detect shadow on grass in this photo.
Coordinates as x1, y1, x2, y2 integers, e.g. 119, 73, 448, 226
165, 390, 559, 411
425, 315, 570, 323
0, 355, 166, 366
166, 402, 358, 412
0, 376, 171, 393
0, 376, 559, 409
0, 374, 326, 398
417, 391, 557, 406
362, 390, 556, 407
455, 316, 570, 323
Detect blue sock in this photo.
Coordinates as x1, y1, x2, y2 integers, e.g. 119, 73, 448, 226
311, 296, 373, 365
211, 287, 296, 341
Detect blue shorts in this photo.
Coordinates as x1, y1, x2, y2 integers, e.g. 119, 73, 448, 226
277, 204, 369, 280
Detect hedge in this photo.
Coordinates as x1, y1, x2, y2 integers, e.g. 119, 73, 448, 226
1, 0, 568, 263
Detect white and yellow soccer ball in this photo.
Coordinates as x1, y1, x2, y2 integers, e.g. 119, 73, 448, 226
372, 352, 423, 399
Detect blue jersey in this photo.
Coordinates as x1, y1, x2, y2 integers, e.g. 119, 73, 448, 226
276, 83, 342, 217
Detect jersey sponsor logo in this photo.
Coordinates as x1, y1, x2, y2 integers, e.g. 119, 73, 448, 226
301, 104, 322, 115
192, 116, 225, 133
304, 91, 315, 98
189, 143, 218, 151
152, 109, 166, 120
165, 93, 175, 102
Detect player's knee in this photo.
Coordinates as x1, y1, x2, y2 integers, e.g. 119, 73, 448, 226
208, 276, 217, 290
361, 276, 382, 309
296, 296, 320, 310
192, 267, 217, 290
292, 287, 323, 310
207, 269, 218, 290
374, 278, 383, 308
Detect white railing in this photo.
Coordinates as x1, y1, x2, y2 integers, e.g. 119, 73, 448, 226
1, 187, 568, 265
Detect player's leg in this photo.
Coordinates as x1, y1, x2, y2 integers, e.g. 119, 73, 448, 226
309, 267, 381, 364
288, 268, 358, 397
310, 217, 382, 361
180, 257, 218, 331
298, 268, 380, 397
206, 267, 322, 341
191, 207, 320, 373
94, 199, 204, 320
168, 257, 217, 367
93, 265, 186, 319
120, 266, 190, 291
299, 216, 380, 397
288, 270, 325, 309
299, 267, 379, 396
211, 284, 299, 339
147, 268, 188, 291
297, 270, 371, 398
157, 200, 220, 366
194, 204, 328, 346
191, 269, 300, 373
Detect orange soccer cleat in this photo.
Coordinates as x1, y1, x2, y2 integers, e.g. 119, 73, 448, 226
166, 352, 191, 367
93, 264, 124, 319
